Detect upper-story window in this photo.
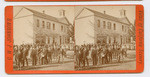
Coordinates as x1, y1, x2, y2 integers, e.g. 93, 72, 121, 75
47, 22, 51, 29
48, 37, 50, 44
47, 22, 49, 29
53, 23, 55, 30
53, 37, 55, 44
124, 26, 126, 32
122, 25, 124, 31
107, 22, 111, 29
61, 25, 63, 31
114, 37, 116, 43
65, 26, 67, 32
103, 21, 106, 29
126, 26, 128, 32
42, 21, 45, 28
97, 20, 100, 27
109, 37, 111, 43
37, 19, 40, 27
114, 23, 116, 30
64, 26, 66, 32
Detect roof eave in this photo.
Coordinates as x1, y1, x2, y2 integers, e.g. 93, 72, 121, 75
33, 14, 70, 26
94, 14, 131, 25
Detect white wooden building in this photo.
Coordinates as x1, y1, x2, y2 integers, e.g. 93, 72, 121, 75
14, 7, 72, 46
75, 8, 133, 46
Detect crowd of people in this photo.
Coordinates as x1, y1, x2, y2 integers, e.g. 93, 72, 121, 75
75, 43, 128, 69
13, 42, 128, 70
13, 44, 66, 70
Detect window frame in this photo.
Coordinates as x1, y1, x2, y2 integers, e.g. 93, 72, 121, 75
103, 21, 106, 29
97, 20, 100, 28
42, 21, 45, 28
122, 25, 124, 31
37, 19, 40, 27
107, 22, 111, 29
53, 23, 55, 30
61, 25, 63, 31
114, 23, 116, 30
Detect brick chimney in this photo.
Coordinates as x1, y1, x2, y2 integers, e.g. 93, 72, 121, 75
59, 9, 65, 17
43, 10, 45, 14
104, 11, 106, 14
120, 9, 126, 17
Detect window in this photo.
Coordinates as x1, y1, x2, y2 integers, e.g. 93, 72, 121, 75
114, 23, 116, 30
61, 25, 63, 31
64, 26, 67, 32
97, 20, 100, 27
48, 37, 50, 44
37, 19, 40, 27
53, 37, 55, 44
65, 37, 67, 44
53, 23, 55, 30
125, 26, 127, 32
114, 37, 116, 43
124, 26, 126, 32
42, 21, 45, 28
47, 22, 51, 29
109, 38, 111, 43
35, 34, 40, 44
67, 38, 70, 43
125, 26, 128, 32
120, 36, 122, 44
63, 37, 65, 44
122, 25, 124, 31
64, 26, 66, 32
49, 23, 51, 29
60, 36, 62, 45
103, 21, 106, 29
47, 22, 49, 29
107, 22, 111, 29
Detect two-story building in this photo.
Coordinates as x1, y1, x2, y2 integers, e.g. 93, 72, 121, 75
75, 8, 133, 46
14, 7, 72, 46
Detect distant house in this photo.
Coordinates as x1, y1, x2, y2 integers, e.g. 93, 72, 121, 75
75, 8, 133, 45
14, 7, 72, 46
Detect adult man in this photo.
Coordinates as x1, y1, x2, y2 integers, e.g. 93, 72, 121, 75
91, 46, 98, 65
75, 46, 79, 67
98, 45, 102, 65
79, 47, 83, 67
61, 48, 65, 63
47, 46, 53, 63
31, 45, 37, 66
22, 45, 29, 67
105, 46, 109, 64
108, 45, 113, 63
83, 47, 89, 67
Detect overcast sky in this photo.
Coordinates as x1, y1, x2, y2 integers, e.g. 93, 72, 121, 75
14, 5, 135, 25
75, 5, 135, 25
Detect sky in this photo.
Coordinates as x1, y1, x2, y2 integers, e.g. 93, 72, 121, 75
14, 5, 135, 25
13, 6, 75, 24
75, 5, 135, 25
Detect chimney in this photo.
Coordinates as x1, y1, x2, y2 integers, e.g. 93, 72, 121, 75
43, 10, 45, 14
59, 9, 65, 17
104, 11, 106, 14
120, 9, 126, 17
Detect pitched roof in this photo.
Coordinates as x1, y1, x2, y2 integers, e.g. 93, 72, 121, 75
25, 7, 71, 25
57, 17, 71, 25
79, 8, 131, 25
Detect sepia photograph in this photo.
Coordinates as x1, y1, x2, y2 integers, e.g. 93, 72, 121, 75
74, 6, 136, 70
13, 6, 75, 70
5, 0, 142, 2
12, 5, 137, 71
